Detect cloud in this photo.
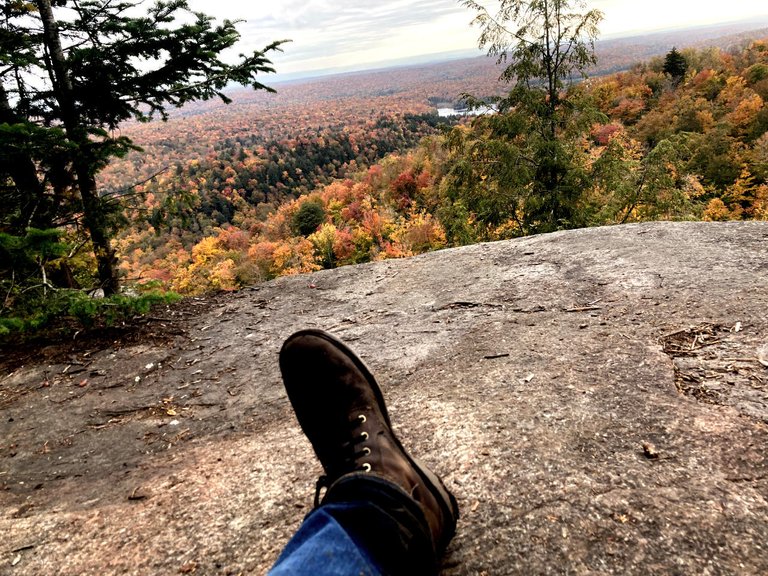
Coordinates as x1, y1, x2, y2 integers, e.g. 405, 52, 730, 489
591, 0, 768, 36
190, 0, 768, 74
189, 0, 478, 73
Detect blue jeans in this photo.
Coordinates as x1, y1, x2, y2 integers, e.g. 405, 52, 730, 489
268, 504, 384, 576
268, 475, 437, 576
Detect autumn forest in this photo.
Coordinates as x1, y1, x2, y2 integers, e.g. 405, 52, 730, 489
108, 38, 768, 295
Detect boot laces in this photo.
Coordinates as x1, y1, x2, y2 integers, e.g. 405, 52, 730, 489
314, 413, 371, 507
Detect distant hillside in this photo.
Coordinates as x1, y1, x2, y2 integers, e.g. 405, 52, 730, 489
594, 20, 768, 75
102, 20, 768, 197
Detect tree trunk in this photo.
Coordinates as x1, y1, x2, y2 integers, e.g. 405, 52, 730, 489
77, 168, 120, 294
35, 0, 120, 295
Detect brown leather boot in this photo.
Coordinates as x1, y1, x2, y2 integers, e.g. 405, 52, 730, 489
279, 329, 459, 561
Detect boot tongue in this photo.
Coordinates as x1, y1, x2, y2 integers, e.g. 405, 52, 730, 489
314, 413, 371, 478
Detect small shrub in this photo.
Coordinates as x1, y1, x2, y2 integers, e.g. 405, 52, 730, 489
0, 289, 181, 344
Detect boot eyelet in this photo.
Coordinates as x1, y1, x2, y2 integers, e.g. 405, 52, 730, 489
362, 463, 371, 472
363, 447, 371, 455
358, 414, 367, 423
360, 432, 369, 440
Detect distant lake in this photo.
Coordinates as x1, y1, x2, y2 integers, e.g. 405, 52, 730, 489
437, 106, 495, 117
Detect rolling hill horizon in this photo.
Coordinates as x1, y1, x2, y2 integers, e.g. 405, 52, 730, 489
267, 16, 768, 83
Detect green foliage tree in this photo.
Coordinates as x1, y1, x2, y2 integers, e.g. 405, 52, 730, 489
292, 201, 327, 236
745, 63, 768, 85
663, 47, 688, 85
451, 0, 604, 234
1, 0, 283, 295
0, 228, 68, 294
588, 134, 699, 223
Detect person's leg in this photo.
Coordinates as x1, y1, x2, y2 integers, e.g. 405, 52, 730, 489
270, 329, 459, 576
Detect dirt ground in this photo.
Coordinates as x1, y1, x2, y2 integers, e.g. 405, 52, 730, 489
2, 221, 768, 575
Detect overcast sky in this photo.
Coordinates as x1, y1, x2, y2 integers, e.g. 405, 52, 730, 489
186, 0, 768, 76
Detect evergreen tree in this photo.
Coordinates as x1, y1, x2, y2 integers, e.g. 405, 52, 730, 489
663, 47, 688, 85
0, 0, 283, 294
452, 0, 604, 234
292, 201, 326, 237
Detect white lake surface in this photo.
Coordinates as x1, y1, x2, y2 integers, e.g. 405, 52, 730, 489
437, 106, 495, 117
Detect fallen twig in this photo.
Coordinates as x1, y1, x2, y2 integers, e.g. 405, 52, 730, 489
437, 301, 504, 311
512, 305, 547, 313
11, 543, 37, 553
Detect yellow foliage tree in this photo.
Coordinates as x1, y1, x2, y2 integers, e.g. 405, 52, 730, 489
309, 223, 339, 269
391, 211, 447, 254
703, 166, 768, 220
702, 198, 731, 221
